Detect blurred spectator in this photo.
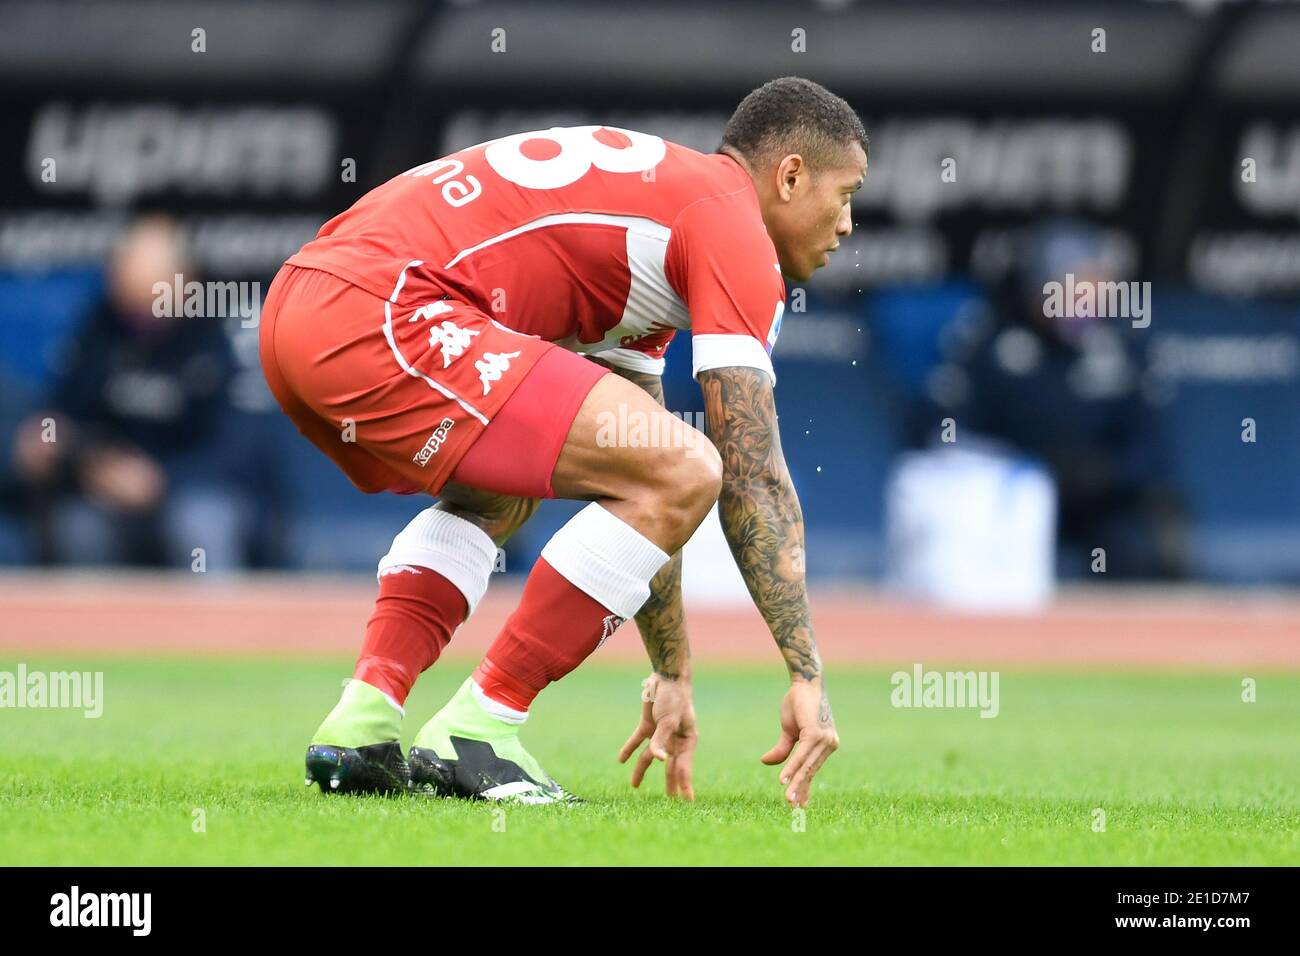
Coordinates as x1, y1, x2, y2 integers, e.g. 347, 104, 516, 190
8, 217, 249, 570
920, 220, 1189, 581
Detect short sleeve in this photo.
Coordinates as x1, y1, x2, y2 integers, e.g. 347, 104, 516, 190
665, 189, 787, 387
594, 326, 678, 375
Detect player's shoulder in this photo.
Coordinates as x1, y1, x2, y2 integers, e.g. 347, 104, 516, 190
661, 145, 774, 259
658, 142, 759, 216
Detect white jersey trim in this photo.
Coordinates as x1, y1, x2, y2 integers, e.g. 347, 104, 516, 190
593, 347, 666, 375
691, 334, 776, 387
456, 212, 687, 371
444, 212, 671, 270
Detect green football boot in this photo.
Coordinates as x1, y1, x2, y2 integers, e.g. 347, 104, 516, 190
409, 677, 581, 804
304, 678, 411, 796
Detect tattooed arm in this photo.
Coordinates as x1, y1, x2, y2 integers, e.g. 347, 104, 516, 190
697, 364, 838, 806
587, 359, 690, 682
697, 365, 816, 678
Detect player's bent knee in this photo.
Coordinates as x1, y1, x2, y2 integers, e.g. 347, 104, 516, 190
678, 435, 723, 517
435, 482, 540, 546
641, 435, 722, 531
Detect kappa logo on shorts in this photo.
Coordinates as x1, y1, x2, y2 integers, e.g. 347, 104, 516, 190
412, 417, 456, 467
426, 319, 480, 368
410, 301, 454, 322
475, 350, 522, 395
408, 303, 480, 368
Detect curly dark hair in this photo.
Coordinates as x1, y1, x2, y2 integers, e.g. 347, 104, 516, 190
720, 76, 868, 173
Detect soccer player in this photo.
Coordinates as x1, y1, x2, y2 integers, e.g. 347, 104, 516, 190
260, 76, 867, 806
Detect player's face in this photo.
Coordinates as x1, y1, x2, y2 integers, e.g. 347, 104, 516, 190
766, 143, 866, 282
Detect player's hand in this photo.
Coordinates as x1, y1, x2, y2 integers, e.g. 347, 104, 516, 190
617, 673, 697, 799
761, 676, 839, 807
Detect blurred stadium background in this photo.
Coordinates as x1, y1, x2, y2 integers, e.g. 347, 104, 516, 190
2, 0, 1300, 629
4, 1, 1299, 871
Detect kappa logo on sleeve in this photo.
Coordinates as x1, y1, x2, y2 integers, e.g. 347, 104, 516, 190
412, 417, 457, 466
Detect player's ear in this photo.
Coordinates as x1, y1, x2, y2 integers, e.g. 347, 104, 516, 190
775, 154, 804, 202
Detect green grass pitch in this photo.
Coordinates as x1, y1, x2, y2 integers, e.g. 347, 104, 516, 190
1, 656, 1296, 865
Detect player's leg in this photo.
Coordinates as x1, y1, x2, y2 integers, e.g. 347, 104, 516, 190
304, 483, 541, 795
260, 267, 547, 794
434, 482, 544, 547
352, 482, 542, 704
472, 372, 721, 716
326, 482, 538, 726
549, 370, 724, 550
260, 266, 420, 792
410, 369, 722, 803
265, 266, 717, 800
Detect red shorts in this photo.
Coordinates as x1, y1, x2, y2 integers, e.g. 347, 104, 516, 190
259, 264, 609, 498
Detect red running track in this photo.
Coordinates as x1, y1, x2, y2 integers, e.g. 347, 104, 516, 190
0, 573, 1296, 670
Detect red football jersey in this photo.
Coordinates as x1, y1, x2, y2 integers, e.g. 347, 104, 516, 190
287, 125, 787, 384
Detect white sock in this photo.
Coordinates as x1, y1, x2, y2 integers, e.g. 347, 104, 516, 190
470, 679, 528, 725
539, 503, 670, 619
377, 507, 498, 615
